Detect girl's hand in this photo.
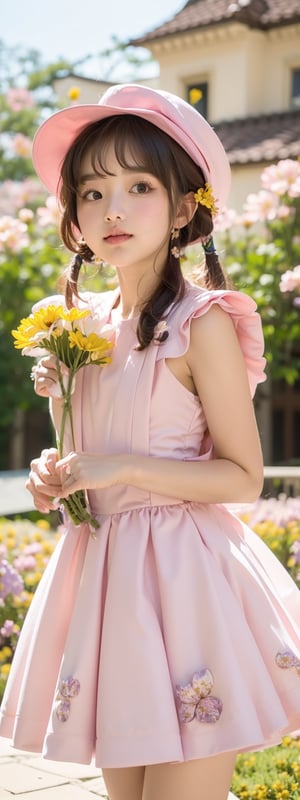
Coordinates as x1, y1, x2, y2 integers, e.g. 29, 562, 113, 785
56, 452, 126, 498
31, 355, 72, 399
26, 448, 63, 513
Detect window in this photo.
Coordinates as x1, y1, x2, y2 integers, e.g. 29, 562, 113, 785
291, 69, 300, 109
187, 82, 208, 118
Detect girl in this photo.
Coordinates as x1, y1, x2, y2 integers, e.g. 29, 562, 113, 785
1, 84, 300, 800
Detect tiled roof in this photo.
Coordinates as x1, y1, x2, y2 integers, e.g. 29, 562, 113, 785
213, 109, 300, 165
133, 0, 300, 44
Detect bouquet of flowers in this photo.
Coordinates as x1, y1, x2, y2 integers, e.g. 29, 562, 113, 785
12, 303, 114, 531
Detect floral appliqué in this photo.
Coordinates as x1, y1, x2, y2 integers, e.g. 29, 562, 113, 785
276, 651, 300, 674
175, 669, 223, 724
55, 676, 80, 722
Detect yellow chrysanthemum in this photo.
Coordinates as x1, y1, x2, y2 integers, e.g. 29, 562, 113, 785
12, 305, 64, 348
68, 330, 112, 358
194, 183, 219, 215
12, 305, 90, 349
60, 308, 90, 322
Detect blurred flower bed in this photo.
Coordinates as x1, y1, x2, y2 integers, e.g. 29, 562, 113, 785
232, 736, 300, 799
238, 494, 300, 588
0, 516, 59, 699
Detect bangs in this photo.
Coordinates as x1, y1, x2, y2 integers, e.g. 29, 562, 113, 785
88, 117, 168, 178
64, 115, 183, 197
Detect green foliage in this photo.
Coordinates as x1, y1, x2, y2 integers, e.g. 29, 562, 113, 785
216, 160, 300, 384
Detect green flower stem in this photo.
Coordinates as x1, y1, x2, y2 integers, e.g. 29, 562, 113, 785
54, 355, 99, 532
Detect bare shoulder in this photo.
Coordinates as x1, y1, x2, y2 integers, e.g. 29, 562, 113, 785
188, 304, 238, 360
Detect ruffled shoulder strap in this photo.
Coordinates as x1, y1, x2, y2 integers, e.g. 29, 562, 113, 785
156, 282, 266, 398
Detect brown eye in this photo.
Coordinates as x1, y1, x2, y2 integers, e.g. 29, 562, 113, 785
84, 190, 102, 201
131, 182, 151, 194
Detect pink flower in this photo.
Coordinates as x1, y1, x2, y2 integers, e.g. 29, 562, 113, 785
37, 196, 61, 227
261, 159, 300, 197
0, 180, 43, 215
24, 543, 42, 555
213, 207, 237, 232
279, 265, 300, 293
243, 190, 279, 222
18, 208, 34, 223
277, 204, 295, 220
6, 87, 34, 111
10, 134, 32, 158
235, 211, 257, 228
0, 215, 29, 252
0, 560, 24, 599
13, 555, 36, 571
0, 620, 15, 637
291, 541, 300, 564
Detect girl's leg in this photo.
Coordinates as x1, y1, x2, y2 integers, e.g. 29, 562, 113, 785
102, 766, 145, 800
142, 752, 237, 800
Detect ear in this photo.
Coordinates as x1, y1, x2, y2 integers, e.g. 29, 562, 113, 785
173, 191, 197, 230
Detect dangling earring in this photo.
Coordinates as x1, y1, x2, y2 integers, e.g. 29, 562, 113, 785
170, 227, 180, 258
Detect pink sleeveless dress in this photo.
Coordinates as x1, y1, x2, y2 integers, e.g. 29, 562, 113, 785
1, 281, 300, 767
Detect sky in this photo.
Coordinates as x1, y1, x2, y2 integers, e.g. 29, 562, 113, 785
2, 0, 182, 79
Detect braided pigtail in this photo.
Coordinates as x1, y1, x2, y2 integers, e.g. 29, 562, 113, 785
64, 253, 83, 308
136, 245, 185, 350
201, 234, 229, 291
190, 190, 229, 291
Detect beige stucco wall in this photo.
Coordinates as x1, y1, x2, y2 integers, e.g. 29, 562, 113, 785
53, 75, 160, 107
229, 164, 266, 212
148, 22, 300, 122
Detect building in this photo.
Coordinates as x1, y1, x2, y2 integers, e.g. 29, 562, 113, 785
131, 0, 300, 210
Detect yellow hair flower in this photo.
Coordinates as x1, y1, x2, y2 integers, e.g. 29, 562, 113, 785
194, 183, 219, 215
68, 86, 81, 101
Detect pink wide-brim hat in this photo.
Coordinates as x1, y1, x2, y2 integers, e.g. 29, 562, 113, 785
33, 83, 231, 211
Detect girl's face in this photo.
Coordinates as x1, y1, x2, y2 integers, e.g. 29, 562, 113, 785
76, 141, 172, 274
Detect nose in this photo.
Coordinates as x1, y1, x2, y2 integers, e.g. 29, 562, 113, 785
104, 193, 126, 222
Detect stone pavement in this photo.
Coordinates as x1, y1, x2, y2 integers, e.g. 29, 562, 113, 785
0, 738, 108, 800
0, 738, 239, 799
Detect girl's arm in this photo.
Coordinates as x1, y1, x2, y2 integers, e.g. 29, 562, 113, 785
55, 305, 264, 505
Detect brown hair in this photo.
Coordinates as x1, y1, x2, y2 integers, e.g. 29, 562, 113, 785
59, 114, 229, 348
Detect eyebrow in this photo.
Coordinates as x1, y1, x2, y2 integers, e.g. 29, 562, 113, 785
79, 173, 106, 184
78, 167, 153, 184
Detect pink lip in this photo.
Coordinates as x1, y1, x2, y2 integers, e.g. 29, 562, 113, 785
104, 233, 132, 245
104, 229, 132, 245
